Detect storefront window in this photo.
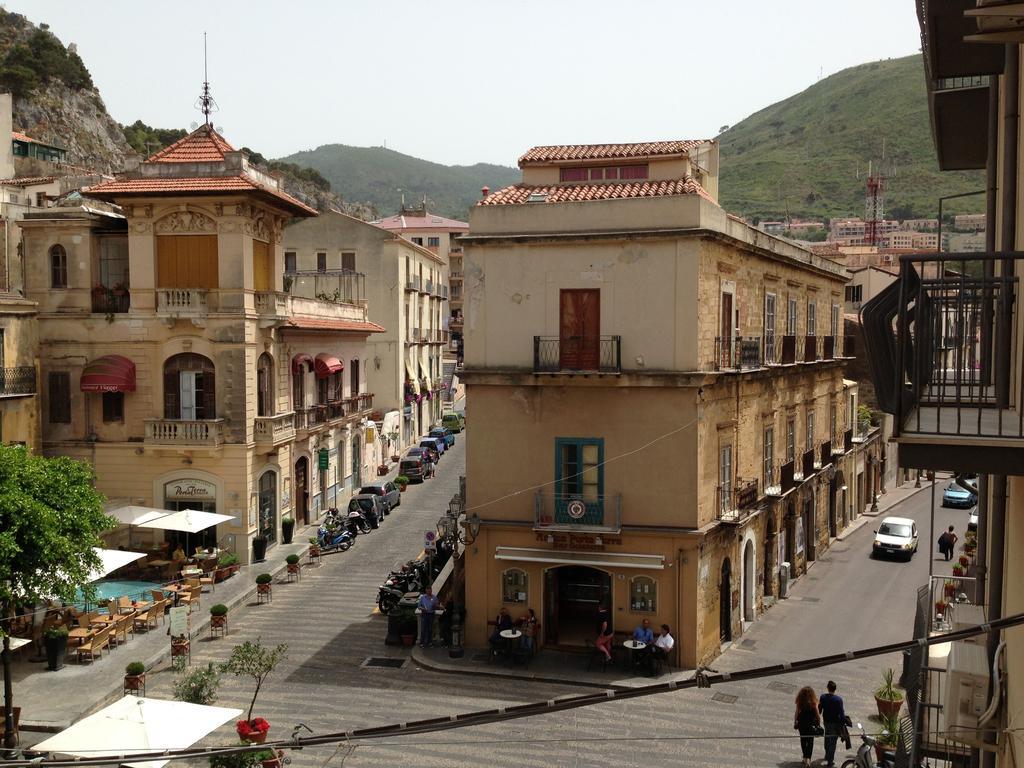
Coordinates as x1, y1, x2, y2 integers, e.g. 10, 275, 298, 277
259, 470, 277, 544
630, 576, 657, 612
502, 569, 528, 604
163, 477, 218, 550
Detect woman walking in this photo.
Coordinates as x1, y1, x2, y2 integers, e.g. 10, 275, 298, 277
794, 686, 821, 768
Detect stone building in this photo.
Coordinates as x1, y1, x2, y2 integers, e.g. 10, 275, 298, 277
283, 209, 448, 449
460, 139, 872, 668
21, 126, 383, 563
0, 290, 38, 448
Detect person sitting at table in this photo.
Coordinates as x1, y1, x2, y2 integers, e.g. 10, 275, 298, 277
642, 624, 675, 672
520, 608, 538, 653
595, 604, 614, 662
171, 543, 186, 562
488, 607, 514, 648
633, 618, 654, 645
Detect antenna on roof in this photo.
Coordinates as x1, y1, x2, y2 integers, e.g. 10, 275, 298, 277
194, 32, 219, 126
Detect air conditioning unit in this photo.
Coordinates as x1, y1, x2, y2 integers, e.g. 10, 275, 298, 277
882, 254, 894, 264
944, 640, 991, 743
950, 604, 987, 643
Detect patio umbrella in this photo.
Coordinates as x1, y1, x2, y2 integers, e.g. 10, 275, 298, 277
138, 509, 233, 535
32, 696, 242, 768
108, 505, 175, 549
86, 548, 147, 583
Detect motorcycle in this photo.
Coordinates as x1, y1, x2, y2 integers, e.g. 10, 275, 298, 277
345, 508, 372, 535
841, 723, 891, 768
376, 578, 406, 614
316, 521, 353, 553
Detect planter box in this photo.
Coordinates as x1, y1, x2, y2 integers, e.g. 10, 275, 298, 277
124, 673, 145, 693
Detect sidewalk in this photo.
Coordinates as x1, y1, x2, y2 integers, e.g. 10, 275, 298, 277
835, 473, 943, 542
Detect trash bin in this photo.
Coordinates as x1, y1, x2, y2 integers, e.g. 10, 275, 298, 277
779, 563, 791, 599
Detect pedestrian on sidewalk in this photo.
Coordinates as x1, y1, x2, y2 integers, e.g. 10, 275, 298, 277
818, 680, 847, 767
794, 686, 822, 768
938, 525, 958, 561
417, 586, 439, 648
595, 604, 613, 662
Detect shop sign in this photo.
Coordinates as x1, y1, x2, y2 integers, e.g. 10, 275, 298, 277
169, 605, 189, 638
165, 478, 216, 501
795, 522, 805, 555
318, 448, 329, 471
535, 532, 622, 551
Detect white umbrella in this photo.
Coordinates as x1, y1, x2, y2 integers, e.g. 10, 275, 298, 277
138, 509, 233, 534
32, 696, 243, 768
109, 506, 172, 527
87, 548, 147, 583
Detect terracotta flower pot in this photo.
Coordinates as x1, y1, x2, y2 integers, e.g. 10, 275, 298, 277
257, 583, 272, 594
287, 563, 300, 575
211, 615, 227, 629
241, 731, 267, 744
124, 673, 145, 691
875, 695, 903, 719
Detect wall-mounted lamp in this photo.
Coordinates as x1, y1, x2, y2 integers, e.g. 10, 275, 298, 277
840, 484, 848, 492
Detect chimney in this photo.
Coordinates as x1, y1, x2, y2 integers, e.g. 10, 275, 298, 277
481, 185, 490, 200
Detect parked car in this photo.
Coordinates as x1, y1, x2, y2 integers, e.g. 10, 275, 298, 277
872, 516, 919, 560
430, 426, 455, 448
359, 480, 400, 511
442, 411, 465, 433
348, 494, 386, 526
968, 508, 979, 533
418, 437, 445, 461
399, 456, 425, 483
942, 481, 977, 509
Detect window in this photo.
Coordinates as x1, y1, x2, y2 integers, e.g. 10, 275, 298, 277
555, 438, 603, 503
156, 235, 218, 288
619, 164, 649, 180
427, 237, 440, 248
786, 418, 795, 462
806, 301, 816, 336
411, 237, 423, 246
102, 392, 124, 423
848, 394, 855, 429
163, 353, 215, 420
831, 304, 840, 338
293, 365, 306, 411
99, 237, 129, 289
50, 244, 67, 288
341, 252, 355, 271
48, 371, 70, 423
502, 569, 528, 604
786, 297, 798, 335
719, 444, 733, 512
316, 252, 327, 272
763, 426, 774, 488
845, 284, 863, 303
257, 353, 274, 417
284, 252, 296, 272
764, 293, 777, 362
830, 403, 837, 446
559, 167, 588, 182
806, 409, 815, 451
630, 576, 657, 612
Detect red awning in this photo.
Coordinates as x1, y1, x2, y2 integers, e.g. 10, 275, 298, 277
291, 353, 314, 374
80, 355, 136, 393
314, 353, 343, 379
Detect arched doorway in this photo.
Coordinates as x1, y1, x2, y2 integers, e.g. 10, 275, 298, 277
803, 495, 816, 562
720, 558, 732, 643
742, 539, 755, 623
258, 470, 277, 544
543, 565, 611, 647
351, 434, 362, 489
828, 475, 838, 538
294, 456, 309, 526
764, 516, 776, 597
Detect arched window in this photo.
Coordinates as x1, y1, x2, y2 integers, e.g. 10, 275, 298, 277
502, 569, 528, 604
258, 470, 277, 543
630, 576, 657, 613
163, 353, 215, 420
50, 244, 67, 288
257, 353, 274, 417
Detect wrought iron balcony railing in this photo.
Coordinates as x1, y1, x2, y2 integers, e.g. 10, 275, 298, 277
533, 336, 621, 373
716, 478, 759, 523
0, 366, 36, 397
713, 337, 763, 370
534, 492, 622, 532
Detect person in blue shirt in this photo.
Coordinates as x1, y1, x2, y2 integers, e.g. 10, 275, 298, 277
817, 680, 847, 767
632, 618, 654, 644
417, 586, 439, 648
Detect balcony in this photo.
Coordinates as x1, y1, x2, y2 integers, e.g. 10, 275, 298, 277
254, 412, 296, 447
91, 289, 130, 315
0, 366, 36, 397
156, 288, 209, 323
254, 291, 289, 326
438, 285, 448, 300
716, 478, 760, 524
533, 336, 621, 374
861, 251, 1024, 472
713, 336, 763, 370
406, 275, 421, 292
144, 419, 226, 447
425, 279, 434, 295
816, 440, 832, 469
285, 269, 365, 306
450, 271, 463, 280
293, 406, 329, 433
534, 492, 622, 533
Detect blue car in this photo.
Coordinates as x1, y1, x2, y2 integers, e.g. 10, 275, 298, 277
942, 481, 977, 509
430, 426, 455, 448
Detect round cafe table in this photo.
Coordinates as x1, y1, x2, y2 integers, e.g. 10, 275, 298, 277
499, 628, 522, 656
623, 639, 646, 671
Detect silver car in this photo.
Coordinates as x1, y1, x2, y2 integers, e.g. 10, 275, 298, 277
359, 480, 400, 512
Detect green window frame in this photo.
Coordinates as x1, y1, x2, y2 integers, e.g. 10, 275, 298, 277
554, 437, 604, 524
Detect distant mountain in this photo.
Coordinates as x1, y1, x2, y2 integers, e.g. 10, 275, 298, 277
276, 144, 521, 221
717, 54, 984, 221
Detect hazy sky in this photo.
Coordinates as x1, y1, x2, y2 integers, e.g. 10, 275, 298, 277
8, 1, 921, 167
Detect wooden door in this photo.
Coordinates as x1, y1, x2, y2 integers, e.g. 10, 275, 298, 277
720, 558, 732, 642
720, 291, 734, 367
559, 289, 600, 370
252, 240, 272, 292
295, 457, 309, 526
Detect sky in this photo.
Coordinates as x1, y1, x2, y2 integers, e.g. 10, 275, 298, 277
6, 1, 922, 168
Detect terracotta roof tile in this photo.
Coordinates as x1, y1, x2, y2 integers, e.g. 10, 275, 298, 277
284, 317, 386, 333
147, 125, 236, 163
519, 140, 711, 165
11, 130, 64, 148
374, 212, 468, 231
84, 174, 317, 216
478, 176, 716, 206
2, 176, 58, 186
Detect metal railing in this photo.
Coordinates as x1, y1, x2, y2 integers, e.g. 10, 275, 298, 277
713, 337, 763, 370
358, 392, 374, 411
405, 275, 421, 292
285, 269, 366, 306
716, 478, 759, 523
254, 412, 296, 445
533, 336, 621, 373
716, 334, 842, 370
91, 290, 130, 314
145, 418, 226, 446
818, 440, 832, 468
534, 492, 622, 532
928, 575, 981, 634
425, 279, 434, 294
0, 366, 36, 396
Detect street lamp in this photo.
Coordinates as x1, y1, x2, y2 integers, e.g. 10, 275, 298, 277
446, 493, 479, 659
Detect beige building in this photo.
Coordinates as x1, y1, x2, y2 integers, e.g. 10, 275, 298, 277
882, 230, 939, 251
283, 210, 448, 448
21, 126, 384, 563
373, 204, 467, 363
460, 140, 873, 668
0, 291, 38, 448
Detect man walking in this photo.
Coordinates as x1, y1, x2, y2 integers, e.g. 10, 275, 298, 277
940, 525, 958, 561
818, 680, 847, 767
417, 586, 439, 648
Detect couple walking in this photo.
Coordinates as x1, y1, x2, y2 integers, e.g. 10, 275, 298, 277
794, 681, 851, 767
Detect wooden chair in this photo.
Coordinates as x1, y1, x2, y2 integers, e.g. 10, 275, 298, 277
178, 585, 202, 612
112, 612, 134, 646
132, 605, 157, 633
77, 624, 112, 663
150, 589, 165, 603
75, 612, 97, 629
199, 558, 217, 593
0, 706, 20, 746
118, 596, 135, 615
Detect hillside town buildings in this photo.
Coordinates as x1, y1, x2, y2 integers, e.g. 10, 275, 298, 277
460, 139, 879, 668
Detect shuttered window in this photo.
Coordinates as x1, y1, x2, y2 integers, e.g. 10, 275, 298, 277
48, 371, 71, 423
253, 239, 272, 292
163, 353, 215, 420
156, 235, 219, 289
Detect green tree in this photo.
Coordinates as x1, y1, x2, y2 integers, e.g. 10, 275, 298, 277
219, 638, 288, 722
0, 445, 112, 748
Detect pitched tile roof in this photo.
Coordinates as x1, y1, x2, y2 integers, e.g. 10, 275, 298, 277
518, 140, 711, 165
283, 317, 386, 333
374, 212, 468, 231
478, 175, 716, 206
147, 125, 236, 163
84, 174, 317, 216
11, 130, 64, 149
2, 175, 58, 186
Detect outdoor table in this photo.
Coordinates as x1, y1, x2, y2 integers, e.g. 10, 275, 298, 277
8, 637, 30, 651
499, 628, 522, 656
623, 639, 647, 671
122, 600, 150, 614
68, 628, 94, 646
148, 559, 171, 567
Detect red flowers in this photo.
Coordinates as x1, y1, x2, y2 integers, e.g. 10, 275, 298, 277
236, 718, 271, 739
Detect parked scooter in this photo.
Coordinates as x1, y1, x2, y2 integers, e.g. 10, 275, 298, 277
376, 578, 406, 614
345, 507, 372, 535
316, 521, 353, 553
841, 724, 890, 768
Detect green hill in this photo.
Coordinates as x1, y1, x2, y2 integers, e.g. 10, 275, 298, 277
276, 144, 520, 221
717, 54, 984, 221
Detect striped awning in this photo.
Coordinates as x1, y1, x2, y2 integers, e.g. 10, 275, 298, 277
80, 355, 136, 393
314, 353, 343, 378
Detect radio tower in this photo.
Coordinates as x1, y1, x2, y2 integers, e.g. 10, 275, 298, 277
864, 159, 885, 247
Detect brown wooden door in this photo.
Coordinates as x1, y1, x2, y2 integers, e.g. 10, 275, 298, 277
252, 239, 271, 292
295, 457, 309, 526
720, 291, 733, 367
559, 289, 600, 370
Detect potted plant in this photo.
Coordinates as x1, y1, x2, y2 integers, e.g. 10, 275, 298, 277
285, 554, 300, 576
396, 600, 418, 647
952, 565, 966, 577
174, 662, 221, 705
216, 552, 238, 582
396, 475, 409, 492
236, 717, 271, 744
210, 604, 228, 635
875, 713, 900, 764
308, 537, 321, 559
219, 639, 288, 745
874, 668, 904, 719
280, 516, 295, 545
124, 661, 146, 692
959, 555, 970, 568
944, 581, 957, 597
935, 600, 949, 616
377, 463, 389, 476
255, 573, 272, 598
112, 282, 128, 297
44, 626, 69, 671
171, 634, 190, 660
252, 535, 268, 562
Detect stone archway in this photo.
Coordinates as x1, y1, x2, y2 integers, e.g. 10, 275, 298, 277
742, 538, 755, 623
720, 558, 732, 643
